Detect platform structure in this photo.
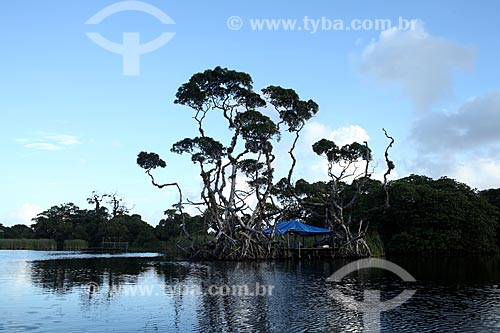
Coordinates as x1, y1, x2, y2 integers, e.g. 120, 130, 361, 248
81, 237, 129, 253
288, 246, 336, 259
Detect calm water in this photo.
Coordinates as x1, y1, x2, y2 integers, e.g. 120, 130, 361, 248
1, 250, 500, 332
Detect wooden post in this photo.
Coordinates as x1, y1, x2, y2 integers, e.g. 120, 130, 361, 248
287, 233, 290, 258
298, 240, 301, 259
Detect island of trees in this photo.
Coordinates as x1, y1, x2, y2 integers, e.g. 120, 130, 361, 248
1, 67, 500, 260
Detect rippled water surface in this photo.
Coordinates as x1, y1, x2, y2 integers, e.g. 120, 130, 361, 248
1, 250, 500, 332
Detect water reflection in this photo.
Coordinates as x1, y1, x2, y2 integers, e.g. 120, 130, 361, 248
31, 257, 195, 290
389, 256, 500, 285
9, 253, 500, 332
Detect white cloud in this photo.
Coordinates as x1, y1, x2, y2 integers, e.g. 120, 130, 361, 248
45, 134, 80, 146
406, 90, 500, 189
298, 123, 371, 182
360, 21, 476, 111
15, 132, 80, 151
304, 122, 370, 147
450, 158, 500, 190
329, 125, 370, 146
357, 21, 500, 190
412, 89, 500, 153
24, 142, 62, 151
4, 204, 44, 226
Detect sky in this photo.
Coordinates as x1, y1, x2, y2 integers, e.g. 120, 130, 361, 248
1, 0, 500, 227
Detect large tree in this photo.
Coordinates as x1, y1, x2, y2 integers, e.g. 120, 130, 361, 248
3, 224, 34, 239
138, 67, 318, 259
32, 203, 81, 249
273, 130, 394, 257
87, 191, 131, 218
375, 175, 498, 254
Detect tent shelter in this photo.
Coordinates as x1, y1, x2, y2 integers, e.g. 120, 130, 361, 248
263, 220, 333, 236
263, 220, 333, 258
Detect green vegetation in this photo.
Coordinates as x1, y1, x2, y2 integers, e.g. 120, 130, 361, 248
0, 239, 56, 250
365, 232, 385, 257
2, 174, 499, 256
3, 68, 500, 259
64, 239, 88, 250
138, 66, 320, 260
0, 192, 207, 253
133, 67, 500, 259
276, 175, 499, 255
373, 176, 498, 255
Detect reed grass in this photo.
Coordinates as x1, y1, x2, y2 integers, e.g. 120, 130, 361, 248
366, 231, 385, 257
64, 239, 88, 250
0, 239, 89, 250
0, 239, 57, 250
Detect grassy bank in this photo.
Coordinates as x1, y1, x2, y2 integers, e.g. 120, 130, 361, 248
0, 239, 88, 250
0, 239, 57, 250
64, 239, 88, 250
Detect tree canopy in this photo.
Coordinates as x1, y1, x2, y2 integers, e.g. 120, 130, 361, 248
138, 66, 318, 259
374, 175, 499, 254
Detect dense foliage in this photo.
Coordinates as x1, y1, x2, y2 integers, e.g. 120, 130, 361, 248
138, 66, 319, 260
3, 68, 500, 257
373, 175, 499, 254
2, 175, 499, 255
0, 193, 205, 251
133, 67, 500, 258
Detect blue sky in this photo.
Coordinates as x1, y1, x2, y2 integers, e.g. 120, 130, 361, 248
1, 0, 500, 226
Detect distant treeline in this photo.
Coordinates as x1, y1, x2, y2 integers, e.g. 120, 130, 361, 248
0, 203, 205, 252
1, 174, 499, 255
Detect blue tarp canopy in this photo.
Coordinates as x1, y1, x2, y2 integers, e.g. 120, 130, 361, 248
263, 220, 333, 236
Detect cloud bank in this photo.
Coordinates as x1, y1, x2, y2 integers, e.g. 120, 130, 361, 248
359, 22, 500, 189
360, 21, 476, 111
412, 90, 500, 153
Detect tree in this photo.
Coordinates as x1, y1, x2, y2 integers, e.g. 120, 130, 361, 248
480, 188, 500, 209
133, 228, 160, 249
272, 130, 394, 257
375, 175, 498, 254
479, 188, 500, 245
3, 224, 34, 239
107, 192, 131, 218
138, 67, 318, 259
155, 214, 181, 242
87, 191, 108, 215
109, 214, 153, 246
32, 203, 80, 249
73, 208, 108, 247
155, 210, 207, 241
308, 139, 373, 255
87, 191, 131, 218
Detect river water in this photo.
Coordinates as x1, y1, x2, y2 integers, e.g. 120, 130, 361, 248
1, 250, 500, 332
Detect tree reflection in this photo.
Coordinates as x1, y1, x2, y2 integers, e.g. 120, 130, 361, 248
26, 256, 500, 332
29, 257, 195, 295
30, 258, 145, 295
